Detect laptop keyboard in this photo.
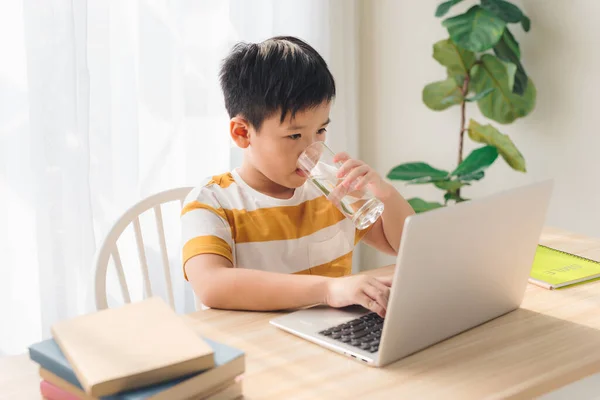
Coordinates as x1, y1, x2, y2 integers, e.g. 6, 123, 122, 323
318, 312, 384, 353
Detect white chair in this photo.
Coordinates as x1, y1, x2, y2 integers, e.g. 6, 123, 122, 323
94, 187, 193, 310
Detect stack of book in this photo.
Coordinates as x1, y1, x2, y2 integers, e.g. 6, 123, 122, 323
28, 297, 245, 399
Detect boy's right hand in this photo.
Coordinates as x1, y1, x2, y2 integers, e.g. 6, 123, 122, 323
325, 275, 392, 318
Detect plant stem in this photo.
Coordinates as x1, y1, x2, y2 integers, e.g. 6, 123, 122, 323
458, 75, 470, 166
456, 74, 470, 198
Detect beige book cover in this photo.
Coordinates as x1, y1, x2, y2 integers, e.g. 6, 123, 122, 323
50, 297, 214, 397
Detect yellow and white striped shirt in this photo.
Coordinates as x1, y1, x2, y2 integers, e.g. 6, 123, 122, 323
181, 169, 371, 279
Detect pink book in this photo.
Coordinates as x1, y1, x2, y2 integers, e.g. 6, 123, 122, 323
40, 380, 80, 400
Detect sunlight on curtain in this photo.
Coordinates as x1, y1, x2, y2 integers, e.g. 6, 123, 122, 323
0, 0, 358, 356
0, 0, 234, 355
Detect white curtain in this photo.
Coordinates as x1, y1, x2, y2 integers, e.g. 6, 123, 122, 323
0, 0, 359, 356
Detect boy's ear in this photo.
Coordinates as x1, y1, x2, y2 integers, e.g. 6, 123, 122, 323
230, 116, 252, 148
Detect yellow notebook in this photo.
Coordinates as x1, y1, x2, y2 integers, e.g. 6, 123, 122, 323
529, 245, 600, 289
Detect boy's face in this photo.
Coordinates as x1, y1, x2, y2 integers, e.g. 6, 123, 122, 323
246, 101, 331, 189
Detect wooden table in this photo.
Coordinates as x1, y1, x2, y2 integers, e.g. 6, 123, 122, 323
3, 227, 600, 399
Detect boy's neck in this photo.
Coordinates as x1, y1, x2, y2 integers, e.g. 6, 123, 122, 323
237, 161, 296, 200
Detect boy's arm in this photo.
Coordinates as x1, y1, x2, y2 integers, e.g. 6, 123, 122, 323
362, 182, 415, 256
185, 254, 393, 317
332, 153, 415, 257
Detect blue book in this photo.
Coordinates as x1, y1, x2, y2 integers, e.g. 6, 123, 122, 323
29, 337, 245, 400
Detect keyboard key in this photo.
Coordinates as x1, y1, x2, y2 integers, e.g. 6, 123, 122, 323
362, 335, 377, 343
318, 313, 385, 352
351, 330, 369, 339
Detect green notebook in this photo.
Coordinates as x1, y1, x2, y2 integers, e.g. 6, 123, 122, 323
529, 245, 600, 289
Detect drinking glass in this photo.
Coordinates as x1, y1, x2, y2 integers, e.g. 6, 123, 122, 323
297, 142, 384, 230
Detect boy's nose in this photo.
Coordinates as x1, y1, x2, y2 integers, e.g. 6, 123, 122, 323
307, 134, 325, 146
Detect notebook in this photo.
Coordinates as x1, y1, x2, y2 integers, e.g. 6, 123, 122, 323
529, 245, 600, 289
50, 297, 215, 397
29, 336, 245, 400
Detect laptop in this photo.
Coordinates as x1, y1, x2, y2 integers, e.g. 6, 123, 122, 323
270, 180, 554, 367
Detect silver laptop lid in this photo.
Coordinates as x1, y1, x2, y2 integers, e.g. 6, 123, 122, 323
377, 180, 553, 366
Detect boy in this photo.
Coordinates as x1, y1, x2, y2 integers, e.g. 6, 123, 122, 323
181, 36, 414, 318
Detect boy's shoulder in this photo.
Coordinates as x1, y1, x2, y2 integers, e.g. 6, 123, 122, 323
184, 171, 237, 205
203, 172, 236, 190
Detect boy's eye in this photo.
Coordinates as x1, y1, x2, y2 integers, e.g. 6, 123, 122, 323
288, 128, 326, 140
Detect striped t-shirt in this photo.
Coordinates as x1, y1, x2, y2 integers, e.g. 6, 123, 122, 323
180, 169, 371, 279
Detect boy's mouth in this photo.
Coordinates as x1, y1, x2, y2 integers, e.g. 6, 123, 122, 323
295, 168, 307, 177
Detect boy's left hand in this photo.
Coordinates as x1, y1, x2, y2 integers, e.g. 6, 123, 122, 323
333, 153, 394, 200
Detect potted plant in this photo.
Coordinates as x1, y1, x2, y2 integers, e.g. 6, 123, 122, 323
387, 0, 536, 212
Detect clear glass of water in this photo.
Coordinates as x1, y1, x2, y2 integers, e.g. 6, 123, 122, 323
297, 142, 384, 230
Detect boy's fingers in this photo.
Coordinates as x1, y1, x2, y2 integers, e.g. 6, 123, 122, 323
354, 171, 376, 190
364, 284, 389, 310
370, 279, 391, 302
375, 275, 393, 287
336, 159, 361, 178
333, 152, 351, 164
342, 165, 369, 187
358, 293, 386, 318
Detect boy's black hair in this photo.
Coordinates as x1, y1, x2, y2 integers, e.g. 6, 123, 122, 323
219, 36, 336, 131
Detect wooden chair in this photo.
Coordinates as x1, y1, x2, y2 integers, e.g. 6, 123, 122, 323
94, 187, 193, 310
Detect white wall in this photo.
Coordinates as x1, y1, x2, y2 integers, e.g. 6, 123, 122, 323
358, 0, 600, 269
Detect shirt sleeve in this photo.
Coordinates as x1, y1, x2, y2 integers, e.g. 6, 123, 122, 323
180, 186, 234, 280
354, 223, 375, 245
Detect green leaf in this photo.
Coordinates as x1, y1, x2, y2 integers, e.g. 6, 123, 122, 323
496, 27, 520, 59
471, 54, 536, 124
500, 61, 517, 92
442, 6, 506, 52
465, 87, 494, 102
493, 28, 528, 95
444, 191, 469, 203
435, 0, 465, 17
408, 176, 450, 185
467, 119, 526, 172
521, 15, 531, 32
408, 198, 445, 213
433, 39, 476, 85
435, 180, 469, 191
512, 67, 528, 96
387, 162, 449, 181
459, 170, 485, 181
480, 0, 523, 23
422, 78, 463, 111
452, 146, 499, 177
